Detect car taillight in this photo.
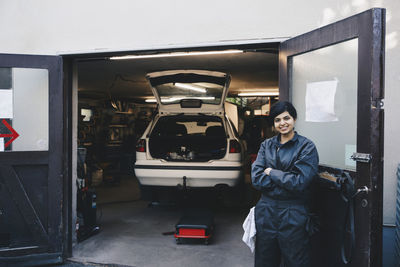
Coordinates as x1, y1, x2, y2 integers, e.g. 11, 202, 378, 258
136, 139, 146, 152
229, 140, 241, 153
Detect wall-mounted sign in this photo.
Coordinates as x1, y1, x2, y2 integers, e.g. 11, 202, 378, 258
0, 119, 19, 148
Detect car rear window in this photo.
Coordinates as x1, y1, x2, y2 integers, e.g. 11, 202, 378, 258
150, 115, 224, 137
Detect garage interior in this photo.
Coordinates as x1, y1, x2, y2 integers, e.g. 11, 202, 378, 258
72, 43, 280, 266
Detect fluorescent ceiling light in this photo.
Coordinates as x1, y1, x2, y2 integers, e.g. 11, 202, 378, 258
145, 96, 215, 103
146, 98, 178, 103
174, 83, 206, 93
238, 92, 279, 97
110, 50, 243, 60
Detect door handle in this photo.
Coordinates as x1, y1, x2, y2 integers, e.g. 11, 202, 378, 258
353, 186, 371, 197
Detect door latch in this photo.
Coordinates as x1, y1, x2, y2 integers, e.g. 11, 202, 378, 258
372, 99, 384, 110
350, 152, 371, 163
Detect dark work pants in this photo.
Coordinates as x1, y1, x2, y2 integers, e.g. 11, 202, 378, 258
254, 196, 310, 267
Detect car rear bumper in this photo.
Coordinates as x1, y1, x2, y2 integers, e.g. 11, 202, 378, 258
134, 161, 243, 187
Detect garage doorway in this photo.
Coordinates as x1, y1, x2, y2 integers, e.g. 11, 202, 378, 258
66, 42, 280, 266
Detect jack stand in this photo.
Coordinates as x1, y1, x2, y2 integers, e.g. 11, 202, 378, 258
182, 176, 188, 203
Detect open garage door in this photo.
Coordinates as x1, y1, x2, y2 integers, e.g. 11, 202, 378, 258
0, 54, 64, 266
279, 8, 385, 267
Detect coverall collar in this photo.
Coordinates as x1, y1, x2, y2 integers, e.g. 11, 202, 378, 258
272, 131, 299, 146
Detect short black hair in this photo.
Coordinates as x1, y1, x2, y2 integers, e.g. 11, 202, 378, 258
269, 101, 297, 121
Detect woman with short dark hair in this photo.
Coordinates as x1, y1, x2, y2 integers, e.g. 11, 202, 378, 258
251, 101, 319, 267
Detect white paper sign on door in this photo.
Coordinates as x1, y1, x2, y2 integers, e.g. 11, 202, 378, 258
0, 90, 13, 118
305, 80, 338, 122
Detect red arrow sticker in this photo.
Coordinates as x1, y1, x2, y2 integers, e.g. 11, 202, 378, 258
0, 119, 20, 148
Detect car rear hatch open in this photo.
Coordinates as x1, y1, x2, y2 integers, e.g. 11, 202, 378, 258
146, 70, 231, 115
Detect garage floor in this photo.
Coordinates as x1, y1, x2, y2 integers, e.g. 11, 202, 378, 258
71, 177, 255, 267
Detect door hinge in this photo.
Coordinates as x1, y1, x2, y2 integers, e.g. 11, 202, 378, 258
372, 98, 384, 110
351, 152, 372, 163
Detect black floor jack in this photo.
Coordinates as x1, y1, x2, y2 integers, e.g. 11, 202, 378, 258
76, 147, 99, 242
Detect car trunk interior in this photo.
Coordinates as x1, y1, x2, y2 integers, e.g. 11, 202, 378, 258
72, 42, 280, 265
149, 115, 227, 162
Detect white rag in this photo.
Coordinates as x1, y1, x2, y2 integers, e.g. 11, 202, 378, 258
242, 206, 256, 253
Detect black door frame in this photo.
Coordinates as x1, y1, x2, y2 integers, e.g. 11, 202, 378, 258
279, 8, 385, 267
62, 57, 75, 258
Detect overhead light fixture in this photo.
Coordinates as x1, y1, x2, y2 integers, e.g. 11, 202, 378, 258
110, 49, 243, 60
145, 97, 177, 103
145, 96, 215, 103
238, 92, 279, 97
174, 83, 206, 93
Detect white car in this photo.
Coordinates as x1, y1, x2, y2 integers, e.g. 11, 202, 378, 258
134, 70, 244, 188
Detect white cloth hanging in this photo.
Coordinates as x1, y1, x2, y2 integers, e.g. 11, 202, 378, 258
242, 206, 256, 253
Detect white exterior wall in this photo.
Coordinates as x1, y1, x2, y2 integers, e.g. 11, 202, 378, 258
0, 0, 399, 224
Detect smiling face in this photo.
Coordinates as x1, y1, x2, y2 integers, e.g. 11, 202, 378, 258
273, 111, 295, 136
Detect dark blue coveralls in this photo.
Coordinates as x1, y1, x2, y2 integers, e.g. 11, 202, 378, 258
251, 132, 319, 267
